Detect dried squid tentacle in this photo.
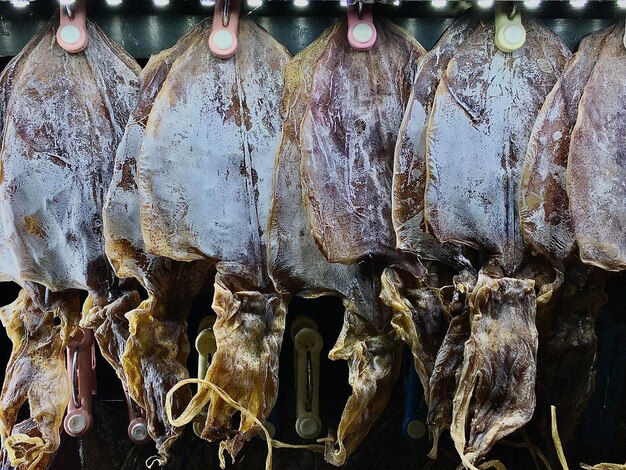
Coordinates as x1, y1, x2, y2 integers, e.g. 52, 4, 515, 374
451, 271, 538, 468
0, 419, 55, 470
0, 289, 80, 469
122, 296, 192, 458
426, 270, 475, 459
324, 305, 402, 467
120, 261, 209, 461
379, 266, 448, 406
185, 273, 289, 460
81, 291, 141, 383
427, 309, 470, 459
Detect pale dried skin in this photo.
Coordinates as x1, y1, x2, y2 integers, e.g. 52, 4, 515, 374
0, 21, 49, 284
520, 27, 612, 264
451, 271, 538, 468
300, 20, 424, 264
0, 21, 140, 293
104, 20, 206, 287
380, 267, 447, 406
0, 290, 80, 470
425, 21, 570, 275
268, 22, 354, 296
393, 16, 478, 259
325, 308, 401, 466
581, 464, 626, 470
103, 24, 213, 458
138, 19, 290, 287
427, 270, 475, 459
568, 23, 626, 271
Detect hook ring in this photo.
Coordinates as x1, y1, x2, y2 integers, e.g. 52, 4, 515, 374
223, 0, 230, 27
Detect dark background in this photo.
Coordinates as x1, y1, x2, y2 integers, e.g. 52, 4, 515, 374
0, 1, 624, 469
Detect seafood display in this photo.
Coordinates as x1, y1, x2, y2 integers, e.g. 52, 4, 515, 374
0, 5, 622, 470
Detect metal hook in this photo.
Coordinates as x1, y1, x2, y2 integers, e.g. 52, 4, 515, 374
223, 0, 230, 27
357, 1, 363, 19
508, 2, 518, 20
65, 4, 74, 20
71, 348, 81, 408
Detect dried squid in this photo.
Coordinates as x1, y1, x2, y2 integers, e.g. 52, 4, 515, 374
300, 19, 423, 265
424, 20, 569, 467
567, 23, 626, 272
135, 18, 290, 459
102, 21, 213, 462
0, 19, 140, 469
520, 25, 614, 453
381, 16, 479, 458
268, 21, 410, 466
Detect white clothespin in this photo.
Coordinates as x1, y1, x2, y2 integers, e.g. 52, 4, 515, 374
495, 2, 526, 53
209, 0, 240, 59
56, 0, 89, 53
347, 2, 377, 51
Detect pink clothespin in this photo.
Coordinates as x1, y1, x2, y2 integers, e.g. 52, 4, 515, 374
209, 0, 240, 59
122, 382, 150, 445
347, 2, 377, 51
63, 328, 96, 437
56, 0, 89, 53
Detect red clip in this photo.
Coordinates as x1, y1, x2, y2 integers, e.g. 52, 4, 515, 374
63, 328, 96, 437
122, 382, 150, 445
56, 1, 89, 53
208, 0, 240, 59
347, 2, 377, 51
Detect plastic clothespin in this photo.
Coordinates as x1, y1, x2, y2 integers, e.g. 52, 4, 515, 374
63, 328, 96, 437
347, 2, 377, 51
209, 0, 240, 59
122, 382, 150, 445
495, 2, 526, 53
193, 316, 217, 437
56, 0, 89, 53
291, 316, 323, 440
